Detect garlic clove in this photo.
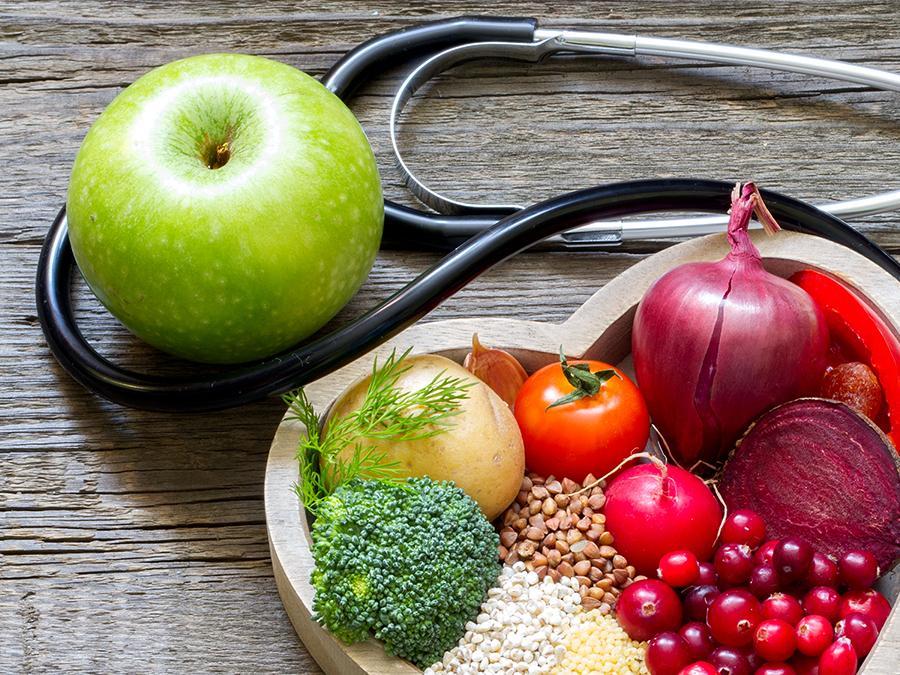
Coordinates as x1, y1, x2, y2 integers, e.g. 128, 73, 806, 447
464, 334, 528, 408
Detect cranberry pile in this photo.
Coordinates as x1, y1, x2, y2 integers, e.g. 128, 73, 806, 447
614, 510, 892, 675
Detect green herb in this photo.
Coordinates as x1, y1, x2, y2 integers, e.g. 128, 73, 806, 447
283, 348, 473, 514
547, 347, 620, 409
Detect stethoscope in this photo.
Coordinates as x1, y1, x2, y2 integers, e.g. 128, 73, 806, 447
36, 16, 900, 413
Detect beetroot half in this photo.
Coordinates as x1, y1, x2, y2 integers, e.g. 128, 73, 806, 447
720, 398, 900, 569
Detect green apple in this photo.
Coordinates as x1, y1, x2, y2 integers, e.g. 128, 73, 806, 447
67, 53, 383, 363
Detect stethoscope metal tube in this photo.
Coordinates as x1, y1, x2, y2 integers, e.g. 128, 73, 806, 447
34, 16, 900, 412
388, 23, 900, 246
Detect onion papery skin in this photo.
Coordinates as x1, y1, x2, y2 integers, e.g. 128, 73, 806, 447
632, 184, 829, 468
463, 334, 528, 408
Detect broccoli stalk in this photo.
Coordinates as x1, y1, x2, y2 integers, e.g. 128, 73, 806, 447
310, 477, 500, 668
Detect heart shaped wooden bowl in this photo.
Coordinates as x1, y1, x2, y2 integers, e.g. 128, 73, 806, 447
265, 231, 900, 674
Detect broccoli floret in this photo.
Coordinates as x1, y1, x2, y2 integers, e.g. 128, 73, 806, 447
310, 477, 500, 668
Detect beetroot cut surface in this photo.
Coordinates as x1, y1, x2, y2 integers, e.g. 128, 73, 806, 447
720, 398, 900, 570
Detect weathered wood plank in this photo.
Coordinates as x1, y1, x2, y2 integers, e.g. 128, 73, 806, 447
1, 1, 898, 672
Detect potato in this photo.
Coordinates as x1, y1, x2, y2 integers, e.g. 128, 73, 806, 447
325, 353, 525, 520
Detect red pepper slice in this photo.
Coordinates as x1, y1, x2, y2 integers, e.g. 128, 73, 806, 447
791, 269, 900, 449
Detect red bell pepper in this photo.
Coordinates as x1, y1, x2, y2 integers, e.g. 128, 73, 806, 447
791, 269, 900, 449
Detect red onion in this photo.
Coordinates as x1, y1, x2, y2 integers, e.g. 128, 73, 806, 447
632, 183, 828, 468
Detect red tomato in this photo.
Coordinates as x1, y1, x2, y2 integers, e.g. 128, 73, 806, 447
513, 359, 650, 482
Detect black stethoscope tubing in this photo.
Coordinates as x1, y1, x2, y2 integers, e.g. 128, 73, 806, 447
35, 17, 900, 413
36, 180, 900, 413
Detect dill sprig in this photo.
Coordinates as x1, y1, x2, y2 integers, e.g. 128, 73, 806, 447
283, 348, 473, 515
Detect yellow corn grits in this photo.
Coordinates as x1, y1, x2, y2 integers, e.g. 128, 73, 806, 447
552, 610, 649, 675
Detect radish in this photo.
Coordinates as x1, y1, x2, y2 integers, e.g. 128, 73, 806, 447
604, 461, 722, 575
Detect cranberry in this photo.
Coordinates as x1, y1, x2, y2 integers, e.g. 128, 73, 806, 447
697, 561, 718, 586
795, 615, 833, 657
806, 553, 839, 588
660, 550, 702, 587
715, 544, 755, 586
684, 585, 721, 622
755, 540, 779, 566
839, 589, 891, 630
749, 565, 781, 599
773, 539, 813, 584
754, 664, 797, 675
680, 622, 716, 661
707, 589, 762, 647
709, 646, 752, 675
754, 619, 797, 662
817, 637, 857, 675
616, 579, 683, 641
648, 631, 694, 675
744, 649, 764, 671
761, 593, 804, 626
837, 551, 880, 590
802, 587, 841, 623
789, 654, 820, 675
721, 510, 767, 548
834, 612, 878, 659
678, 663, 718, 675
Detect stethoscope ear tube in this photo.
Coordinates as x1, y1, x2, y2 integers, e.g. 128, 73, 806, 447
323, 16, 537, 99
322, 16, 531, 249
362, 16, 900, 247
35, 179, 900, 413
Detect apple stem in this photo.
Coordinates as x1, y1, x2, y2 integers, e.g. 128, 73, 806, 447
208, 142, 230, 170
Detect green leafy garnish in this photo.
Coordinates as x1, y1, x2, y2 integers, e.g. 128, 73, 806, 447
283, 348, 473, 514
547, 347, 620, 409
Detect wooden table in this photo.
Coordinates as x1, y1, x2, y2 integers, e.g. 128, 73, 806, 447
2, 2, 898, 672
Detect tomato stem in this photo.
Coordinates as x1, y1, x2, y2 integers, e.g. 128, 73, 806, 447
547, 347, 619, 410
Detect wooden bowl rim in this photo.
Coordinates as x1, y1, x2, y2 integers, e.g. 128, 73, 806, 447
265, 231, 900, 674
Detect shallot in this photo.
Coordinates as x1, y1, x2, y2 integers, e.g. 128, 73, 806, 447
463, 333, 528, 408
632, 183, 828, 467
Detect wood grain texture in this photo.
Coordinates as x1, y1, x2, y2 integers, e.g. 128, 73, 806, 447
1, 1, 898, 672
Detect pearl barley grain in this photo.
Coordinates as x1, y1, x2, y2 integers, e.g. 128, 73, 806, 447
424, 562, 582, 674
